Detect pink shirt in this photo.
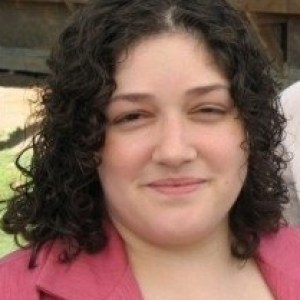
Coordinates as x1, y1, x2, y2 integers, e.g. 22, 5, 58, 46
1, 226, 300, 299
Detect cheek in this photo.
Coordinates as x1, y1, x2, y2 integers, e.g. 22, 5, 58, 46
201, 125, 247, 184
220, 133, 248, 184
205, 130, 246, 165
99, 134, 152, 181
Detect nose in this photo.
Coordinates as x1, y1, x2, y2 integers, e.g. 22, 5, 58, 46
152, 117, 198, 167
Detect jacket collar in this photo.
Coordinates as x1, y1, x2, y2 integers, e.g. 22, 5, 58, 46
36, 226, 143, 300
36, 225, 300, 300
257, 226, 300, 299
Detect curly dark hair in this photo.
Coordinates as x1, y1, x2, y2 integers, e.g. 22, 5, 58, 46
1, 0, 288, 267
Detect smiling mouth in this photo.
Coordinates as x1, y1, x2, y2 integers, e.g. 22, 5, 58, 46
147, 178, 207, 196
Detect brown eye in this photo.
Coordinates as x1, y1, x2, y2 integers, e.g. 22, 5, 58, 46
110, 110, 154, 130
197, 107, 226, 114
114, 112, 146, 124
189, 105, 227, 122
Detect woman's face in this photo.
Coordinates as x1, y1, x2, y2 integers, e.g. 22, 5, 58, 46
98, 32, 247, 248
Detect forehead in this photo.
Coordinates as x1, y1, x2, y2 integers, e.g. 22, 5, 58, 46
116, 31, 218, 72
113, 32, 229, 100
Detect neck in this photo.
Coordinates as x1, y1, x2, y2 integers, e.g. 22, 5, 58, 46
115, 221, 241, 285
111, 222, 271, 300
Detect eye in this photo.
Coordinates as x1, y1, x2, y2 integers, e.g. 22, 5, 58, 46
111, 110, 153, 127
198, 106, 226, 115
189, 105, 228, 121
114, 112, 144, 123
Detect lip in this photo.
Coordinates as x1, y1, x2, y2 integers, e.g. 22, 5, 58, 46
146, 178, 207, 196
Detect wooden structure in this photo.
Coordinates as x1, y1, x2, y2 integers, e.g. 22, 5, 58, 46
0, 0, 87, 73
1, 0, 300, 73
232, 0, 300, 69
236, 0, 300, 13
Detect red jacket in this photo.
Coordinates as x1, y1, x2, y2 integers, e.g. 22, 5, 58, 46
1, 226, 300, 300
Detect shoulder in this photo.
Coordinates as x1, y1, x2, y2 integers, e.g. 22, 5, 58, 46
0, 247, 31, 269
0, 242, 52, 273
258, 226, 300, 276
263, 224, 300, 239
0, 226, 141, 300
0, 248, 35, 299
257, 226, 300, 297
259, 226, 300, 254
0, 245, 52, 300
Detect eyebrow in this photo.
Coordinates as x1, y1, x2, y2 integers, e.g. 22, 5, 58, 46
110, 84, 230, 102
186, 84, 230, 97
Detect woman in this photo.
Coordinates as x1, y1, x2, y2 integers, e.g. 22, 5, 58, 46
1, 0, 299, 299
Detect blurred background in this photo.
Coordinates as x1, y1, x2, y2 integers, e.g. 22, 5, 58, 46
1, 0, 300, 257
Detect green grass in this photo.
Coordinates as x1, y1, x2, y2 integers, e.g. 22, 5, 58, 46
0, 131, 32, 258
